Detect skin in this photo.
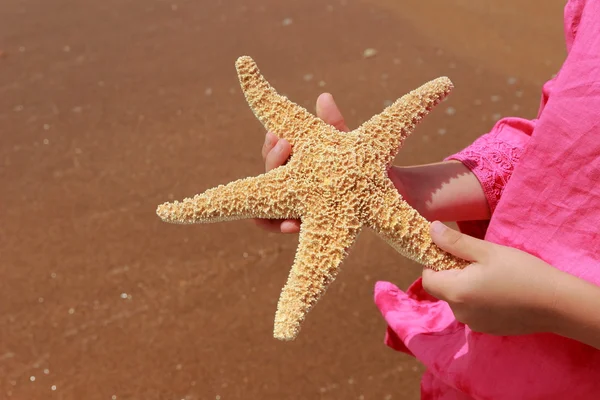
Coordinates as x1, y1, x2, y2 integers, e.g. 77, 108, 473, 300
255, 92, 600, 351
426, 221, 600, 350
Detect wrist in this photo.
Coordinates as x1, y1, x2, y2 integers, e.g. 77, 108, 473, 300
543, 269, 600, 348
524, 263, 564, 334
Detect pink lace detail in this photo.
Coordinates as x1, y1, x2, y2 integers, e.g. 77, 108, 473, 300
446, 134, 524, 214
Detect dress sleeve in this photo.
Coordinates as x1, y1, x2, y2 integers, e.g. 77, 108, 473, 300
442, 0, 586, 239
445, 117, 534, 214
443, 117, 536, 238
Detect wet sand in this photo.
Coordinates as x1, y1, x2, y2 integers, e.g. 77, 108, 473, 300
0, 0, 567, 398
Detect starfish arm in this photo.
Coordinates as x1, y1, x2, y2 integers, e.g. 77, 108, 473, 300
273, 207, 361, 340
235, 56, 335, 145
358, 77, 453, 166
156, 167, 299, 224
363, 182, 469, 271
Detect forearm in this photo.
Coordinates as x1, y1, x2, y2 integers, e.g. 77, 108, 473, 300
548, 270, 600, 350
390, 161, 490, 222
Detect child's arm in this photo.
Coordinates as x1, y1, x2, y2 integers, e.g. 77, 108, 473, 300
390, 161, 490, 222
549, 272, 600, 350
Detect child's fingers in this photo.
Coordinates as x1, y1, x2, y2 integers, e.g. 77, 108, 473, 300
316, 93, 349, 132
254, 218, 283, 233
262, 131, 278, 161
263, 93, 346, 167
280, 219, 301, 233
429, 221, 489, 263
257, 94, 345, 234
253, 218, 300, 234
265, 139, 291, 171
421, 267, 464, 302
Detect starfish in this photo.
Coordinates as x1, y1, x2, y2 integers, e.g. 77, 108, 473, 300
156, 56, 468, 341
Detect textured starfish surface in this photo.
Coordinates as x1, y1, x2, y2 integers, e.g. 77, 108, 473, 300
157, 56, 469, 341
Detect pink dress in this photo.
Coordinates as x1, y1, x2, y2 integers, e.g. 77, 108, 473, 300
374, 1, 600, 398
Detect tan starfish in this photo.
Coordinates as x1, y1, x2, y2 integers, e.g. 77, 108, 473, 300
156, 56, 468, 341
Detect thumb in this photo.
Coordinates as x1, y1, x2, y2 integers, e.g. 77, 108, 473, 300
430, 221, 489, 263
316, 93, 350, 132
421, 267, 463, 302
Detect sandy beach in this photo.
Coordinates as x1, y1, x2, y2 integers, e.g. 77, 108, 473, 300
0, 0, 567, 398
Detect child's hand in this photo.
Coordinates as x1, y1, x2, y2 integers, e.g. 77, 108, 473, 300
422, 221, 560, 335
253, 93, 350, 233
